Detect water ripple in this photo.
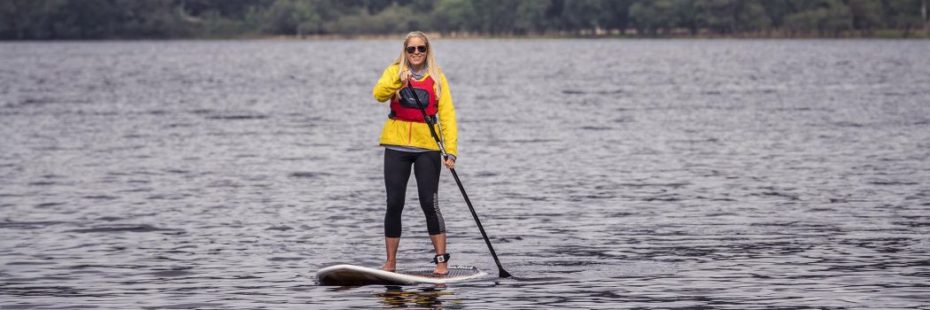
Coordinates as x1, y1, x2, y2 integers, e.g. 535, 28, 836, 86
1, 39, 928, 309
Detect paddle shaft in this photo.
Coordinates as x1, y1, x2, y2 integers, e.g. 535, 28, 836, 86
404, 82, 512, 278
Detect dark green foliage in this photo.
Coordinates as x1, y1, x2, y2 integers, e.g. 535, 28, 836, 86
630, 0, 678, 35
782, 0, 853, 36
692, 0, 771, 34
0, 0, 927, 39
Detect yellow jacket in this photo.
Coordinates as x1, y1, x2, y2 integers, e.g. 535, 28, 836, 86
372, 63, 458, 157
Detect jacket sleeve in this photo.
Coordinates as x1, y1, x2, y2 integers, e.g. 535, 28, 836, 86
373, 64, 402, 103
437, 72, 458, 157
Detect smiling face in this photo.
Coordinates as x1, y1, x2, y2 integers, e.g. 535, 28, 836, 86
405, 37, 427, 68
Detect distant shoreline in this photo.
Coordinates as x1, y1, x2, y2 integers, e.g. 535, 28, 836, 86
5, 1, 927, 41
3, 31, 928, 42
274, 29, 930, 40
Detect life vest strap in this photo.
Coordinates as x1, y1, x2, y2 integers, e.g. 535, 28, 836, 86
389, 111, 436, 123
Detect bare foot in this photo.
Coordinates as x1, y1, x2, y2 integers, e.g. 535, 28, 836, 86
382, 261, 396, 272
434, 262, 448, 275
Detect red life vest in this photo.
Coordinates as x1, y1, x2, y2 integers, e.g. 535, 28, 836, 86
390, 76, 438, 123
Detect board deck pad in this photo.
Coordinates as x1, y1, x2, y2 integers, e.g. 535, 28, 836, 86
317, 264, 486, 286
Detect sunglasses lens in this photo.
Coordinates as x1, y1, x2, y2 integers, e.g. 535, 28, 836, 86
406, 46, 427, 53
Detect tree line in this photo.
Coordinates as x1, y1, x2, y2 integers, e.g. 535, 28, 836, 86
1, 0, 928, 40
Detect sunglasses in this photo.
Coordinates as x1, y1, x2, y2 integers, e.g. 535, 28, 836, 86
405, 45, 428, 54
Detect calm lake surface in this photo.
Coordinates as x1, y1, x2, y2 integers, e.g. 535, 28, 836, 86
1, 39, 929, 309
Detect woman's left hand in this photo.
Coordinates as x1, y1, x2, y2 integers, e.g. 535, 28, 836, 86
443, 156, 455, 169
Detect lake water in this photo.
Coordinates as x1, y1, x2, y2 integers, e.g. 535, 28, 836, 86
1, 39, 929, 309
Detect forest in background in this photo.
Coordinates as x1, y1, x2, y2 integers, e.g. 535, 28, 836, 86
1, 0, 928, 40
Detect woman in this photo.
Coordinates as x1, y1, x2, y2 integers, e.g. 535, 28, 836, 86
372, 31, 458, 275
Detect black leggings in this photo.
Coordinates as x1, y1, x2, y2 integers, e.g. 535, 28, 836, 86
384, 148, 446, 238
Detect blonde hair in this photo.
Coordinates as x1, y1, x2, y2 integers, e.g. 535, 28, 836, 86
394, 31, 443, 98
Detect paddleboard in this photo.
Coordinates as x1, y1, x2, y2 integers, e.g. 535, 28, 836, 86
316, 264, 487, 286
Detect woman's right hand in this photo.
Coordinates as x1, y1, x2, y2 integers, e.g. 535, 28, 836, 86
398, 70, 411, 85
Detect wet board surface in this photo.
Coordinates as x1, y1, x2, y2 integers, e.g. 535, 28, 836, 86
316, 264, 487, 286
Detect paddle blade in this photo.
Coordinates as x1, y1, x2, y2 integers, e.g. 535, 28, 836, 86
498, 268, 512, 278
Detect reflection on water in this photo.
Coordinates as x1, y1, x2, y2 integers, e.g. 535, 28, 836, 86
1, 39, 929, 308
376, 286, 452, 308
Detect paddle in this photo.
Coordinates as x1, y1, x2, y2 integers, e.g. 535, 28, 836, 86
403, 81, 512, 278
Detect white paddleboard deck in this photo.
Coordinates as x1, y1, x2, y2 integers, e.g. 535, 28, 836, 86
317, 264, 487, 286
